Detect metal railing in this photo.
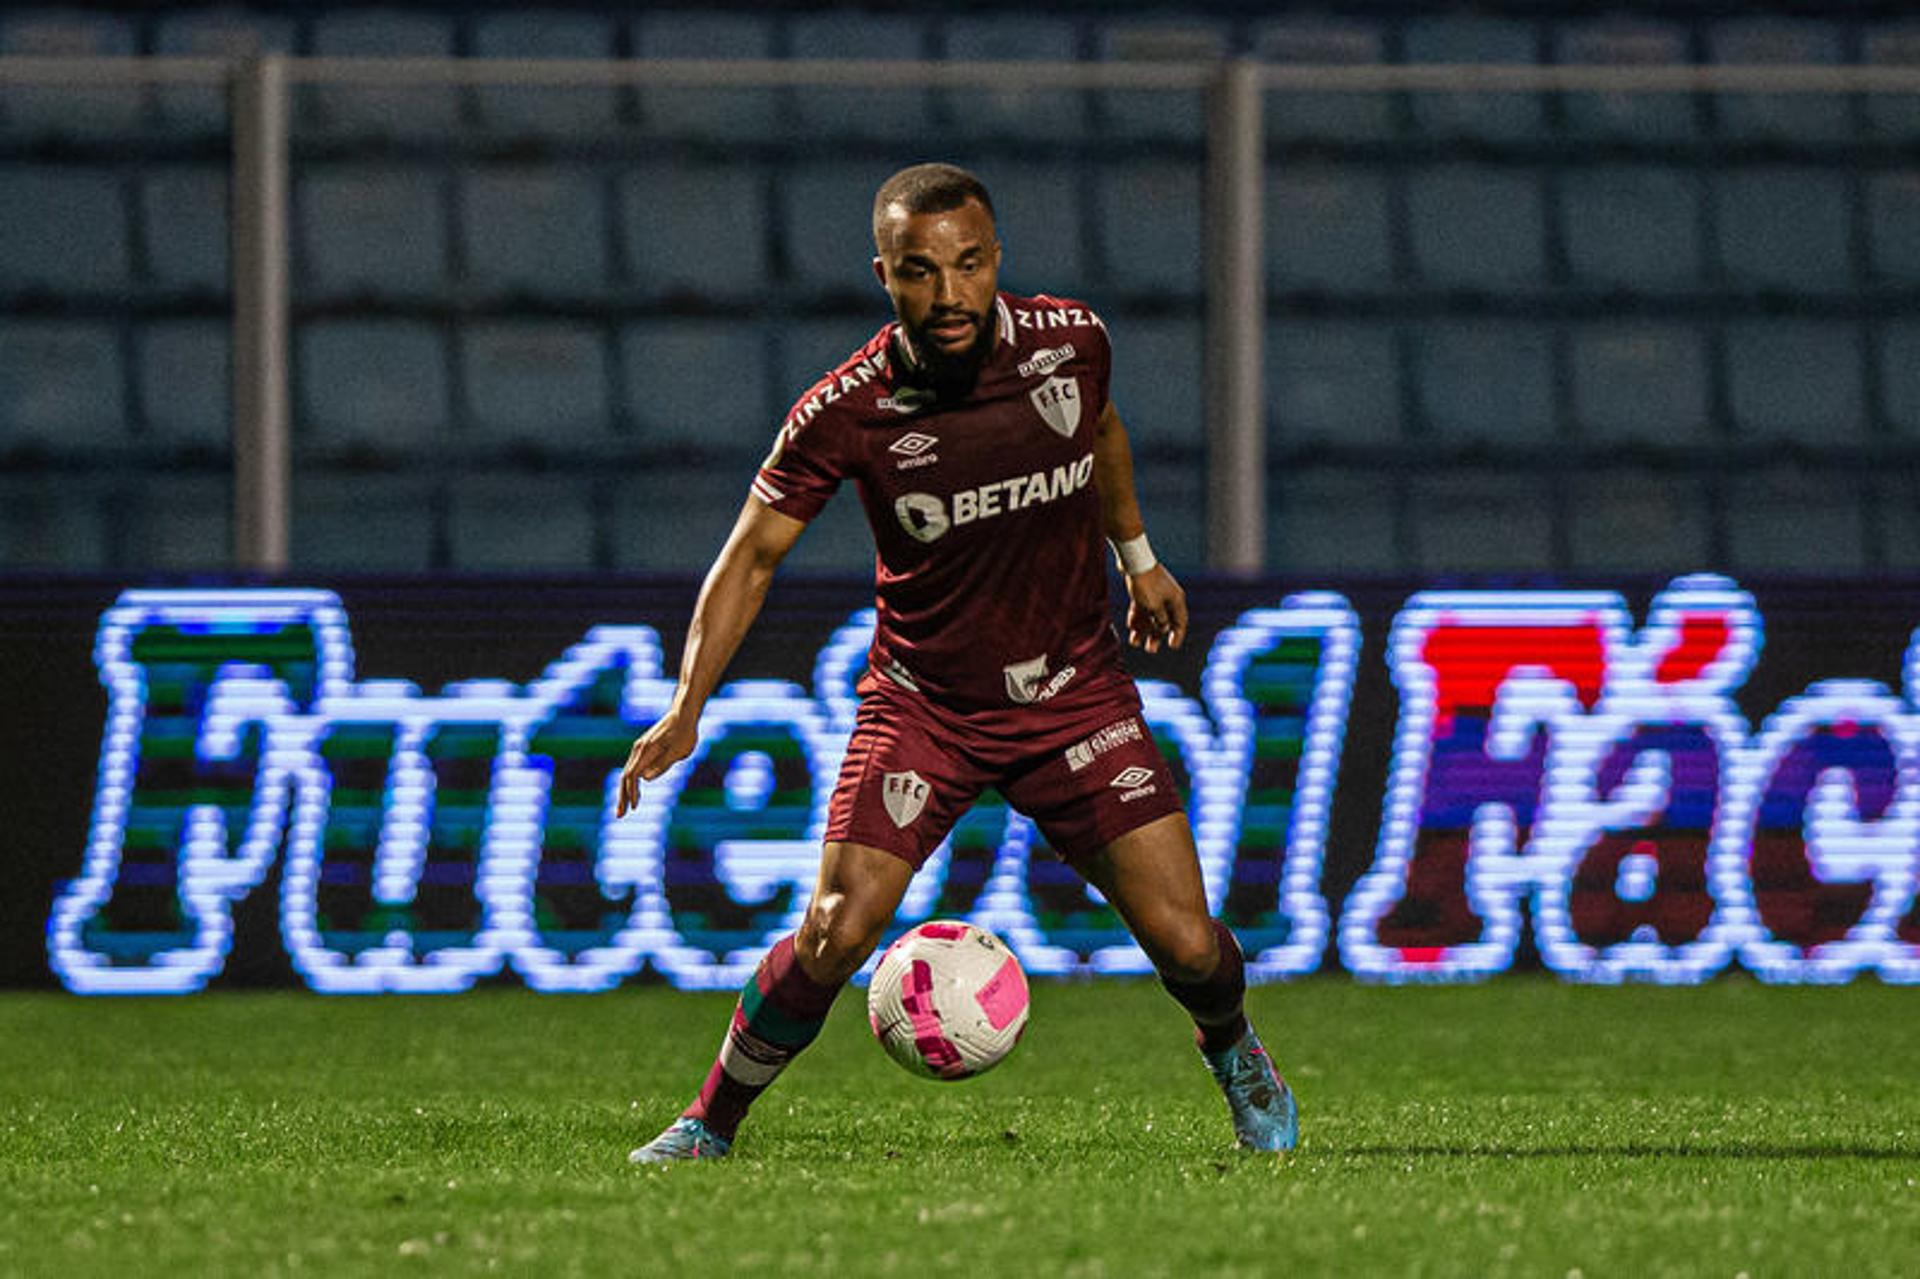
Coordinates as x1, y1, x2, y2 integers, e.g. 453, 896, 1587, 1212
5, 55, 1920, 574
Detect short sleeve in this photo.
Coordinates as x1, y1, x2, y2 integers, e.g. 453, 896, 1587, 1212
751, 406, 843, 524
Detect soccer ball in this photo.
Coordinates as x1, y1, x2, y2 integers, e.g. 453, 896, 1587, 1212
867, 921, 1029, 1080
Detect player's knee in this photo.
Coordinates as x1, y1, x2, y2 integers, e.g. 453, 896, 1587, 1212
1152, 916, 1221, 985
796, 893, 887, 985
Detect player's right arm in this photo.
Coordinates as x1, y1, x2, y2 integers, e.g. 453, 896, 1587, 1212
616, 496, 807, 816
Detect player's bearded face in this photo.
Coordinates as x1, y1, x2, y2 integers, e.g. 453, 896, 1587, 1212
875, 200, 1002, 398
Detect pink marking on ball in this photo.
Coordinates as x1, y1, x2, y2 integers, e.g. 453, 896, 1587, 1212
973, 955, 1028, 1031
902, 958, 969, 1079
917, 922, 969, 941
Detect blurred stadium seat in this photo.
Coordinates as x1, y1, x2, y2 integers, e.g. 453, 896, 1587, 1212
137, 320, 228, 451
0, 9, 141, 140
1866, 173, 1920, 284
631, 11, 777, 141
1561, 167, 1704, 294
781, 162, 901, 296
1403, 16, 1546, 142
1566, 472, 1712, 572
142, 167, 230, 296
153, 9, 296, 134
123, 474, 230, 570
1726, 471, 1865, 570
460, 167, 609, 299
1095, 17, 1224, 142
621, 164, 769, 303
1, 477, 107, 568
1254, 17, 1395, 142
0, 168, 130, 294
1569, 323, 1711, 445
941, 16, 1086, 141
471, 13, 617, 137
620, 319, 771, 450
307, 9, 459, 141
1266, 322, 1403, 448
460, 322, 611, 450
1107, 316, 1203, 452
1707, 18, 1850, 144
787, 13, 931, 142
1406, 165, 1545, 293
1863, 23, 1920, 140
0, 321, 127, 453
1096, 164, 1203, 297
449, 475, 596, 569
299, 167, 447, 299
1724, 320, 1865, 445
294, 474, 436, 571
612, 470, 759, 571
1879, 322, 1920, 434
1714, 168, 1853, 295
297, 320, 449, 456
1410, 473, 1556, 572
1412, 320, 1556, 445
982, 163, 1089, 298
1270, 472, 1399, 573
1554, 19, 1696, 142
777, 316, 888, 405
1266, 165, 1394, 294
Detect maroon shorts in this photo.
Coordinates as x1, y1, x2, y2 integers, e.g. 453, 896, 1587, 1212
824, 669, 1184, 868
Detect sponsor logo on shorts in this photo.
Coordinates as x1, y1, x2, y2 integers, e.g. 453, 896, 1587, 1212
1017, 344, 1075, 379
1109, 765, 1158, 803
1065, 718, 1145, 772
1004, 655, 1076, 705
882, 770, 930, 828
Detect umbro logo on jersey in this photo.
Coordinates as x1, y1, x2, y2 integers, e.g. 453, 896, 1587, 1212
1017, 344, 1075, 379
889, 431, 941, 469
882, 770, 930, 828
1110, 766, 1158, 802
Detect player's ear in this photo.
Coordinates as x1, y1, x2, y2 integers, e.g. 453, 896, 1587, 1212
872, 255, 887, 288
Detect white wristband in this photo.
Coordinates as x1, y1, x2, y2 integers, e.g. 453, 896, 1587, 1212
1110, 533, 1157, 577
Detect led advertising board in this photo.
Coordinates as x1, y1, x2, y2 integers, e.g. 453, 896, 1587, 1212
12, 575, 1920, 992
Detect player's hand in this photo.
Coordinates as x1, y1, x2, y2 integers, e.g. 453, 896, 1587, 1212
1124, 565, 1188, 653
616, 704, 700, 818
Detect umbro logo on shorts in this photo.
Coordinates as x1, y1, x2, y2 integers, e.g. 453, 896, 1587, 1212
882, 770, 930, 827
1109, 766, 1158, 803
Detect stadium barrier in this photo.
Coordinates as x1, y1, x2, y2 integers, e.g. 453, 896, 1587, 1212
21, 575, 1920, 993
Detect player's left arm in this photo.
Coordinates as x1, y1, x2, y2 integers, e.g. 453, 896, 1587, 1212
1092, 400, 1187, 653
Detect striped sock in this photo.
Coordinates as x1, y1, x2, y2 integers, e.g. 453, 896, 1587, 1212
1160, 918, 1250, 1055
682, 934, 842, 1142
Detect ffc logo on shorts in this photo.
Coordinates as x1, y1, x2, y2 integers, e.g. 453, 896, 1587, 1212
882, 770, 930, 827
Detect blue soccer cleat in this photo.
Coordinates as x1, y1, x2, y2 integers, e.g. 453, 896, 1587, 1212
628, 1116, 732, 1165
1201, 1026, 1299, 1153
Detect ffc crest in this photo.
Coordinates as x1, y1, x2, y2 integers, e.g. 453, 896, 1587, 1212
1029, 376, 1081, 438
882, 770, 930, 827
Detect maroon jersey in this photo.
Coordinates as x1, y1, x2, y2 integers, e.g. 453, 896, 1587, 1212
752, 291, 1125, 713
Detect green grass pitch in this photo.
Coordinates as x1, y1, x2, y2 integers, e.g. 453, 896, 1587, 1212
5, 979, 1919, 1277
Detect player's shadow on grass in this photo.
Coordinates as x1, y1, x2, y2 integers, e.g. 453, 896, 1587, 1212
1345, 1142, 1920, 1161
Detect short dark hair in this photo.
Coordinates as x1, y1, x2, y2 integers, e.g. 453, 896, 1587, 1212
871, 163, 995, 247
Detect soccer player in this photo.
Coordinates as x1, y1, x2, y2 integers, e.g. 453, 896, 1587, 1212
622, 163, 1296, 1162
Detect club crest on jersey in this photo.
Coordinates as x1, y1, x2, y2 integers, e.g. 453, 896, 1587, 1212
882, 770, 930, 827
1029, 376, 1081, 439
